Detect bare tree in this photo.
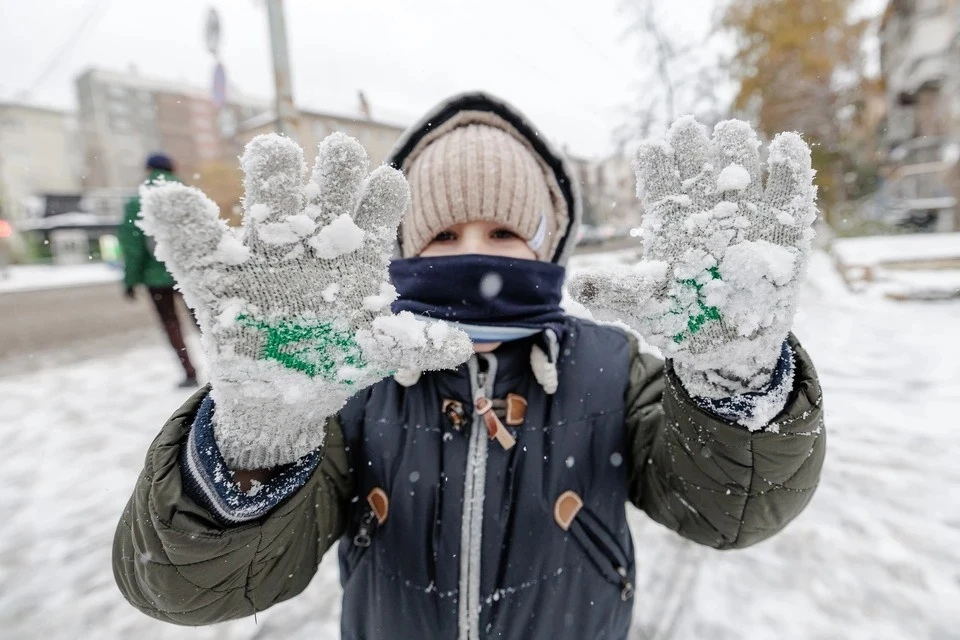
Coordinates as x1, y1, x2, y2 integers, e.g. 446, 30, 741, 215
617, 0, 728, 145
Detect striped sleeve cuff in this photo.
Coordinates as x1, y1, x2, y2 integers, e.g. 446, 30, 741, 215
693, 340, 796, 431
179, 394, 321, 526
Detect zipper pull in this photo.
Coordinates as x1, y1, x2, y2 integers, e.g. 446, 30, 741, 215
475, 394, 516, 450
353, 509, 377, 547
617, 566, 634, 601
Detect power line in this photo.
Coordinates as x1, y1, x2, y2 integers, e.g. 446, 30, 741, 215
531, 0, 637, 78
13, 0, 113, 102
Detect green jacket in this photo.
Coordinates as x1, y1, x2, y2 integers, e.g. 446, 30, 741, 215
113, 332, 825, 629
117, 169, 179, 289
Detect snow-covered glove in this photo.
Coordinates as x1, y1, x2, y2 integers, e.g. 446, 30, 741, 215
139, 133, 473, 469
570, 116, 816, 399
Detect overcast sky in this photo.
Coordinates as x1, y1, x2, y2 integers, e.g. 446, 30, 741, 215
0, 0, 727, 158
1, 0, 886, 158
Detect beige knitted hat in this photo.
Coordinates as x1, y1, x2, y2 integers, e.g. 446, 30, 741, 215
399, 111, 569, 261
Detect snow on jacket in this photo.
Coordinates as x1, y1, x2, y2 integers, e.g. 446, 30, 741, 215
112, 321, 824, 638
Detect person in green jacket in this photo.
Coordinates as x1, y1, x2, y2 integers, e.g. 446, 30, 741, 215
117, 153, 199, 387
113, 95, 825, 639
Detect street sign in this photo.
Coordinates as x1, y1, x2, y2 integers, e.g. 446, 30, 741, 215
205, 8, 221, 56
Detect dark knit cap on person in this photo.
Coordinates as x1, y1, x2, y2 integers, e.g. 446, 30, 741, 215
145, 153, 174, 173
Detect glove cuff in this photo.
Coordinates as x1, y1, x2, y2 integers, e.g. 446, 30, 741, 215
208, 378, 346, 469
679, 339, 796, 431
673, 332, 785, 398
181, 394, 321, 524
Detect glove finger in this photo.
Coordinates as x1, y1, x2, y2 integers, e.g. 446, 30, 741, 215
239, 134, 307, 255
567, 264, 667, 323
633, 140, 684, 262
354, 165, 410, 250
357, 312, 473, 373
139, 183, 236, 305
307, 132, 369, 225
633, 139, 681, 207
711, 119, 763, 205
761, 132, 817, 248
666, 116, 717, 213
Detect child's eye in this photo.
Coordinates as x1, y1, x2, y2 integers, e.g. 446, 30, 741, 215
432, 230, 457, 242
491, 228, 520, 240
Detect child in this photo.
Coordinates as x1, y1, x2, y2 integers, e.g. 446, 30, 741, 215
114, 93, 824, 640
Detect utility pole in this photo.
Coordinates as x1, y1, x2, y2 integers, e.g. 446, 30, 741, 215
265, 0, 299, 137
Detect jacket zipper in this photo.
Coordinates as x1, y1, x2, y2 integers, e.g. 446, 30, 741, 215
458, 354, 496, 640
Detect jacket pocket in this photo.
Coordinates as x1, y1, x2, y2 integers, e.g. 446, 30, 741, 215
556, 492, 634, 601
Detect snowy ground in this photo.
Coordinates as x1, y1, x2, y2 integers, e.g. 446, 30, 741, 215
1, 251, 958, 639
829, 233, 960, 300
0, 262, 120, 294
831, 232, 960, 267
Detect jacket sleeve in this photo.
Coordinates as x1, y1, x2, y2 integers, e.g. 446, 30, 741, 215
117, 197, 146, 289
625, 334, 825, 549
112, 388, 352, 625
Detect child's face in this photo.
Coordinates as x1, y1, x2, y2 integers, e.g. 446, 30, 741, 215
418, 221, 536, 260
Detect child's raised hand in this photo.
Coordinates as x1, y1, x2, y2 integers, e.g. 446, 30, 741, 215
139, 133, 472, 469
570, 117, 816, 392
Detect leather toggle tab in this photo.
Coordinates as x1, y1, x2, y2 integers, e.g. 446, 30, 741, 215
475, 396, 516, 450
505, 393, 527, 426
553, 490, 583, 531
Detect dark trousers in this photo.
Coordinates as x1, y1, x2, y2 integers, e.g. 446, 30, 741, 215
147, 287, 198, 379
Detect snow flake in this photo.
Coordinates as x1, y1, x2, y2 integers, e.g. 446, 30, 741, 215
480, 272, 503, 299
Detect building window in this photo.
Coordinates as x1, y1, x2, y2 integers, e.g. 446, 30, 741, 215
109, 99, 131, 115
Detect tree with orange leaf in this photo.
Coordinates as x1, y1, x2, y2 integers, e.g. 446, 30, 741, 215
722, 0, 871, 213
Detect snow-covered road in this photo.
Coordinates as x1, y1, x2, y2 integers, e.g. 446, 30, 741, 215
1, 252, 958, 639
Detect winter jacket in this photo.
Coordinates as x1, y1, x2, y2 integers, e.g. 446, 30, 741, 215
113, 320, 824, 638
117, 169, 179, 289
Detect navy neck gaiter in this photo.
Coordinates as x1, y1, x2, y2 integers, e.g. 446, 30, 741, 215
389, 254, 567, 343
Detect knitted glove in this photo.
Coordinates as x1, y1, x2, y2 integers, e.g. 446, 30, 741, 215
570, 116, 816, 399
139, 133, 472, 469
